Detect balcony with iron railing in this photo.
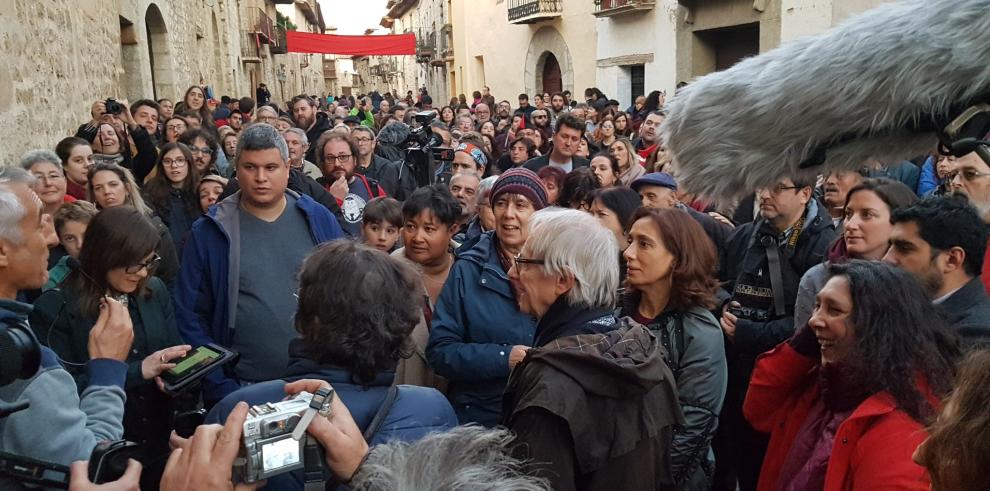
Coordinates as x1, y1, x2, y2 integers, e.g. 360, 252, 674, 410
416, 34, 436, 64
270, 25, 288, 54
508, 0, 562, 24
241, 30, 265, 62
247, 7, 275, 44
593, 0, 656, 17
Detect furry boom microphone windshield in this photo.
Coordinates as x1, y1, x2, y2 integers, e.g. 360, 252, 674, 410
662, 0, 990, 202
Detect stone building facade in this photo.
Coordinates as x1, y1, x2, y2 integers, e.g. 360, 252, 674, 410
0, 0, 331, 166
377, 0, 452, 104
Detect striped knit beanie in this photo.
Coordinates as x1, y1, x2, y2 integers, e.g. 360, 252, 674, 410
490, 167, 549, 210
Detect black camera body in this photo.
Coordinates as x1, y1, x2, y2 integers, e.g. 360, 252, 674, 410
728, 305, 771, 322
104, 98, 123, 115
88, 440, 141, 484
402, 111, 453, 188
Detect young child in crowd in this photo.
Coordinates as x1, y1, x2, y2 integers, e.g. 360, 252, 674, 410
198, 174, 228, 213
361, 197, 402, 253
44, 200, 98, 291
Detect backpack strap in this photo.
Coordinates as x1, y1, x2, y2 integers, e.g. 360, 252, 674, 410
363, 385, 399, 442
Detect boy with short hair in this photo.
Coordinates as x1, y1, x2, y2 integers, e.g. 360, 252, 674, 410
361, 197, 402, 253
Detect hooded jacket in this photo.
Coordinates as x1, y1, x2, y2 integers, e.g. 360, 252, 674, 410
621, 298, 728, 490
425, 231, 537, 426
173, 190, 345, 402
503, 314, 683, 491
206, 340, 458, 491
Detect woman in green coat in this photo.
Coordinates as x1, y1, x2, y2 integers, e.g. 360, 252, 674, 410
31, 205, 190, 489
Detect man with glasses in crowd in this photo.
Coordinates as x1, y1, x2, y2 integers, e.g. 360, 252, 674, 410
714, 177, 837, 491
946, 149, 990, 292
315, 131, 387, 238
352, 126, 401, 196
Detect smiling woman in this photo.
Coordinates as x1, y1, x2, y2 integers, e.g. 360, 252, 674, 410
20, 149, 70, 217
744, 260, 960, 491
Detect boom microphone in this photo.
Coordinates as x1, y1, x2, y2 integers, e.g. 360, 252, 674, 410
661, 0, 990, 202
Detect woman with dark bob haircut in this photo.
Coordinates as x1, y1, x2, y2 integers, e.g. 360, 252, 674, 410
31, 206, 190, 488
745, 260, 960, 490
620, 207, 727, 489
914, 349, 990, 491
206, 240, 457, 489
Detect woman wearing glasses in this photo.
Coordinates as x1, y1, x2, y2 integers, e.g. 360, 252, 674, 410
30, 206, 190, 489
87, 162, 180, 287
143, 143, 203, 256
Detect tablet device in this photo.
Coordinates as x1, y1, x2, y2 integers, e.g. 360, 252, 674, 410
161, 344, 237, 396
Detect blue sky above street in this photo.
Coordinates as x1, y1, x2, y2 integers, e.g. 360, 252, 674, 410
317, 0, 390, 34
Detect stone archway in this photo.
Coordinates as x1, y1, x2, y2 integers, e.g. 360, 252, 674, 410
211, 12, 224, 93
540, 53, 562, 94
524, 26, 574, 97
146, 4, 175, 99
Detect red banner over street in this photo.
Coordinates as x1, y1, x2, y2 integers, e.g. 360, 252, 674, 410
285, 31, 416, 56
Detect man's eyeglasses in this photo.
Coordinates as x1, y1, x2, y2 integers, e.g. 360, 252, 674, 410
948, 169, 990, 182
513, 254, 545, 267
189, 146, 213, 155
125, 254, 162, 275
325, 154, 353, 163
761, 184, 801, 196
163, 158, 188, 168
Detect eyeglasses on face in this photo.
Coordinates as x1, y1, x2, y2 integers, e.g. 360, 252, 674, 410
163, 158, 188, 168
189, 146, 213, 155
948, 169, 990, 182
513, 253, 545, 267
124, 254, 162, 274
33, 173, 65, 183
325, 154, 353, 163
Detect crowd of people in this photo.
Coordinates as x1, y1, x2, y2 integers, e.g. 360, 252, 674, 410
1, 79, 990, 491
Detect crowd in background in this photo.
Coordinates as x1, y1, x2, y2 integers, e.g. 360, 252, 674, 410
1, 78, 990, 491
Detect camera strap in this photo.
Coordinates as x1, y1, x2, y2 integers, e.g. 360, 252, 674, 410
302, 435, 327, 491
762, 236, 788, 317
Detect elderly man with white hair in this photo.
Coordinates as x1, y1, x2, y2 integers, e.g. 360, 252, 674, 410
503, 207, 683, 491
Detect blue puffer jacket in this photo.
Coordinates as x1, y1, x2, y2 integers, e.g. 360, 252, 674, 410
206, 341, 457, 491
173, 190, 345, 402
425, 231, 537, 426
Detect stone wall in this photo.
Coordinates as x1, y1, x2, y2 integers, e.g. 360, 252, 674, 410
0, 0, 246, 166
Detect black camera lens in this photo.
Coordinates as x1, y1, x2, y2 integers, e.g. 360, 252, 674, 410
0, 323, 42, 386
104, 99, 123, 115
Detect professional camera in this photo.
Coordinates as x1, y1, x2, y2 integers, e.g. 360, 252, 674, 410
728, 305, 771, 322
234, 391, 316, 483
0, 319, 41, 387
104, 98, 124, 115
402, 111, 454, 188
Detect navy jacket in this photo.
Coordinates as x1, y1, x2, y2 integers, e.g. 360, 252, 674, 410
173, 190, 345, 402
426, 231, 537, 426
939, 276, 990, 347
522, 154, 590, 172
207, 341, 457, 491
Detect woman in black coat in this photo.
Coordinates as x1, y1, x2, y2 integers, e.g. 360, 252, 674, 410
31, 206, 190, 489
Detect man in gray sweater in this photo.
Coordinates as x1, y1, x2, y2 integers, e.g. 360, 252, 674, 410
0, 168, 134, 488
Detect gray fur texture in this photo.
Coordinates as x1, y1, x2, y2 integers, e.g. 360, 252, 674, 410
662, 0, 990, 202
350, 426, 550, 491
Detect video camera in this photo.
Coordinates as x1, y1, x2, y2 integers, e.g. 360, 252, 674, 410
402, 111, 455, 187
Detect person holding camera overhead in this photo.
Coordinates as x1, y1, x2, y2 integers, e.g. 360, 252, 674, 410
74, 98, 159, 185
0, 167, 137, 489
714, 177, 837, 491
30, 206, 191, 489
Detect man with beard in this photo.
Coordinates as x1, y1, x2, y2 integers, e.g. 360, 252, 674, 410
474, 103, 492, 126
548, 92, 569, 127
530, 109, 553, 149
228, 110, 244, 134
316, 132, 387, 237
947, 149, 990, 293
633, 111, 664, 160
448, 172, 480, 232
884, 195, 990, 345
821, 170, 864, 226
291, 94, 331, 163
494, 100, 512, 127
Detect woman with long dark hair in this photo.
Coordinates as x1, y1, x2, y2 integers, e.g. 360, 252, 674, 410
173, 85, 216, 134
143, 142, 202, 255
31, 206, 191, 489
55, 137, 94, 200
745, 260, 960, 490
621, 207, 727, 489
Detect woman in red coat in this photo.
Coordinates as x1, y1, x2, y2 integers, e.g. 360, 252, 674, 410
744, 260, 959, 491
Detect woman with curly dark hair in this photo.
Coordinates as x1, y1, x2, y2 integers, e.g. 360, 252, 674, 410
914, 349, 990, 491
142, 142, 202, 256
745, 260, 960, 491
620, 207, 727, 489
558, 167, 600, 210
205, 240, 457, 488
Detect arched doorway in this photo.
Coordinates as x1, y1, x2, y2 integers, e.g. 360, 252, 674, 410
146, 4, 174, 99
541, 53, 562, 94
211, 12, 224, 93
